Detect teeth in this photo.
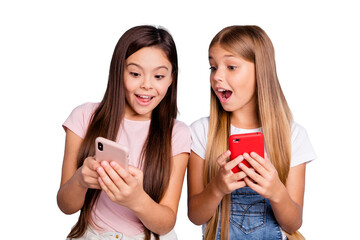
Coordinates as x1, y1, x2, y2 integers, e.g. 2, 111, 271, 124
218, 88, 226, 92
137, 95, 152, 99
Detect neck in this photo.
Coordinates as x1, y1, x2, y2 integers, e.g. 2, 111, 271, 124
124, 104, 152, 121
230, 106, 260, 129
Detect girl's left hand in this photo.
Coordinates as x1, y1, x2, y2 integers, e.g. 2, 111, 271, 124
96, 160, 145, 209
239, 152, 284, 202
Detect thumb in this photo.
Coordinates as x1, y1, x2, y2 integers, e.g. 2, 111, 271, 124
217, 150, 231, 167
128, 165, 143, 177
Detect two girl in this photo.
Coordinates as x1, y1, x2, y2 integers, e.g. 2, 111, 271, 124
188, 26, 316, 240
58, 24, 315, 240
58, 25, 191, 240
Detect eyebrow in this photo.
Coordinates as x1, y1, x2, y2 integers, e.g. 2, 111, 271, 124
126, 62, 169, 71
209, 54, 236, 60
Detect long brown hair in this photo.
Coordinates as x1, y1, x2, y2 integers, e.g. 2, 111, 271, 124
204, 25, 293, 240
67, 25, 178, 240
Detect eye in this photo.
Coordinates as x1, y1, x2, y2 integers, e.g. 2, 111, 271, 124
209, 66, 217, 71
130, 72, 140, 77
228, 66, 237, 70
155, 75, 165, 79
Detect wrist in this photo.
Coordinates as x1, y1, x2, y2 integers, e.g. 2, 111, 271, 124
208, 178, 225, 200
74, 167, 89, 190
270, 183, 287, 204
129, 190, 149, 213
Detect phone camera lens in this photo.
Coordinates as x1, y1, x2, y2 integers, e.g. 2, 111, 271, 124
98, 142, 103, 151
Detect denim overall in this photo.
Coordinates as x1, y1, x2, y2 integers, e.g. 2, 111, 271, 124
216, 187, 283, 240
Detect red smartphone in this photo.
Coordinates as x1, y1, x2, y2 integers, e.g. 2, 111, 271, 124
229, 132, 264, 173
95, 137, 129, 170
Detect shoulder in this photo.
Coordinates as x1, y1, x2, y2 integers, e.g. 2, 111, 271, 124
190, 117, 209, 136
189, 117, 209, 160
71, 102, 99, 117
190, 117, 209, 129
66, 102, 100, 126
172, 119, 192, 142
171, 119, 192, 156
173, 119, 191, 133
290, 121, 313, 146
290, 121, 317, 167
62, 102, 100, 139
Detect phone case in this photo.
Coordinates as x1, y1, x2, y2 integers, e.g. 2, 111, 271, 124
95, 137, 129, 170
229, 132, 264, 173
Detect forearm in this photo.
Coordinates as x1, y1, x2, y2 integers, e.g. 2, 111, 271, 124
188, 179, 224, 225
57, 169, 87, 214
270, 185, 303, 233
130, 193, 177, 235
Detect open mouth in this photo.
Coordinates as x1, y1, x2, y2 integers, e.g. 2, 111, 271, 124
217, 88, 232, 102
135, 94, 154, 104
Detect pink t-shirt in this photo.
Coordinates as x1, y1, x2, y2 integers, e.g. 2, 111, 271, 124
63, 102, 191, 235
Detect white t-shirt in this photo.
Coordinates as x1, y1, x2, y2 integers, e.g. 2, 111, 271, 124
191, 117, 316, 167
190, 117, 316, 239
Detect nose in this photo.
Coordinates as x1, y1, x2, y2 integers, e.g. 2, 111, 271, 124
140, 75, 152, 90
212, 68, 224, 82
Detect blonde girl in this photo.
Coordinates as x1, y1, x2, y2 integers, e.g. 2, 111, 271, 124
188, 25, 316, 240
58, 25, 191, 240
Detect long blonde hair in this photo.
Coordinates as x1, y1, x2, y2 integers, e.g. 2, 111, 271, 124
204, 25, 293, 240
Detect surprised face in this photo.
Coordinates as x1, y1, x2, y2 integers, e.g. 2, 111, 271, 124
124, 47, 173, 121
209, 44, 257, 117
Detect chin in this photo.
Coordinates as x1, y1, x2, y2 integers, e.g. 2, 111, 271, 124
135, 110, 152, 117
219, 103, 234, 112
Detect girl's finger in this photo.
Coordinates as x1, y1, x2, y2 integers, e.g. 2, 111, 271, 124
224, 155, 244, 172
233, 180, 247, 189
127, 165, 142, 176
96, 165, 121, 194
239, 160, 264, 185
98, 177, 115, 200
101, 161, 124, 183
216, 150, 231, 167
110, 161, 133, 185
89, 157, 101, 171
230, 170, 247, 182
250, 152, 275, 174
257, 152, 273, 171
243, 153, 267, 177
243, 176, 262, 194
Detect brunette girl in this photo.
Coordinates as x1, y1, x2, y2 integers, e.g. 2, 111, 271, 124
58, 25, 191, 240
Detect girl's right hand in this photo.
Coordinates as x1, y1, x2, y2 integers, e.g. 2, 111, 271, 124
76, 157, 101, 189
212, 150, 247, 196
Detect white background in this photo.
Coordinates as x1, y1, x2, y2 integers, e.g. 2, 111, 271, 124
1, 0, 359, 239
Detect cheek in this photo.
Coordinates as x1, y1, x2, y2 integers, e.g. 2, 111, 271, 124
158, 86, 170, 98
238, 83, 256, 100
237, 71, 256, 93
244, 79, 256, 94
210, 76, 215, 86
124, 78, 138, 94
155, 80, 172, 96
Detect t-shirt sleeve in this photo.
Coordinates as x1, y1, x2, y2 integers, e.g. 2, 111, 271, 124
190, 117, 209, 160
171, 120, 192, 157
62, 102, 98, 139
290, 122, 317, 167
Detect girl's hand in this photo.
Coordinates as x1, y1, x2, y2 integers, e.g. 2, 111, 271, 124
96, 161, 145, 209
212, 150, 247, 196
77, 156, 101, 189
240, 152, 284, 201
